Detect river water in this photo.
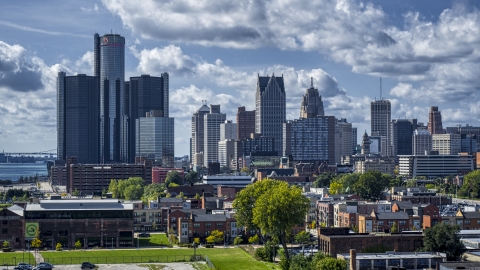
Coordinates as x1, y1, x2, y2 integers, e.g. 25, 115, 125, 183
0, 163, 48, 181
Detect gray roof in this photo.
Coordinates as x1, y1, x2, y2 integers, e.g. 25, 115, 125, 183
393, 201, 413, 209
25, 199, 133, 211
8, 205, 24, 216
462, 212, 480, 219
374, 212, 410, 220
159, 198, 183, 203
194, 214, 228, 222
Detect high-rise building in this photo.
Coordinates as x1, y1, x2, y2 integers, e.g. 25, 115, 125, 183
95, 33, 126, 163
371, 99, 391, 156
361, 131, 371, 155
203, 105, 226, 166
220, 120, 237, 141
218, 139, 236, 169
125, 74, 169, 163
135, 110, 174, 167
288, 116, 335, 164
391, 119, 417, 156
300, 78, 324, 118
191, 103, 211, 166
57, 72, 99, 164
335, 118, 353, 163
428, 106, 443, 134
255, 75, 286, 154
352, 127, 358, 154
432, 134, 461, 155
236, 106, 255, 141
283, 120, 293, 157
461, 134, 477, 153
412, 129, 432, 155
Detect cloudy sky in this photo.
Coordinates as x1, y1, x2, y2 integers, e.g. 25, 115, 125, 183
1, 0, 480, 156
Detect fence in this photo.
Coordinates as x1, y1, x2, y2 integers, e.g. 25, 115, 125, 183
43, 255, 206, 265
0, 257, 35, 267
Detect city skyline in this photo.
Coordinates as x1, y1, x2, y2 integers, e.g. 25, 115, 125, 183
1, 1, 480, 156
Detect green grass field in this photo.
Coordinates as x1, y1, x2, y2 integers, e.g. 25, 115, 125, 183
40, 247, 277, 270
136, 233, 170, 247
0, 251, 35, 266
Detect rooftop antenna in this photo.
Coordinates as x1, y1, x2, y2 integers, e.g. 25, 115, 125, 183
380, 77, 383, 100
311, 77, 314, 88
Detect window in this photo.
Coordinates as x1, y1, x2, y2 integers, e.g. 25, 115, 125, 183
182, 223, 188, 229
465, 220, 471, 225
2, 229, 6, 234
205, 223, 212, 228
399, 221, 406, 226
59, 230, 68, 236
1, 220, 7, 225
149, 212, 153, 217
457, 220, 463, 225
378, 221, 384, 226
216, 223, 223, 228
194, 223, 200, 228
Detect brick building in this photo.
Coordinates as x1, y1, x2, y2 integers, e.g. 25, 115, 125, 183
0, 206, 24, 249
177, 212, 238, 244
152, 167, 184, 184
358, 212, 412, 233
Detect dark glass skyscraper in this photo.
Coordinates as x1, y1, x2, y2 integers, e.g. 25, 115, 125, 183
57, 72, 99, 164
391, 119, 417, 156
95, 33, 125, 163
125, 73, 169, 163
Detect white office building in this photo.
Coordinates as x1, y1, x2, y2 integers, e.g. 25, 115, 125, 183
432, 134, 461, 155
203, 105, 226, 165
398, 154, 474, 178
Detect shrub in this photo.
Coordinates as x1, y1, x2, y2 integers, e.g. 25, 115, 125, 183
55, 243, 62, 251
233, 236, 243, 245
254, 247, 268, 261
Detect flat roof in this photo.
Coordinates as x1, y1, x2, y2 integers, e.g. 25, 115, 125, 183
25, 199, 133, 211
338, 252, 446, 260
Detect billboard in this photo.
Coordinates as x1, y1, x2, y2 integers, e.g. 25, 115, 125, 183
25, 222, 39, 238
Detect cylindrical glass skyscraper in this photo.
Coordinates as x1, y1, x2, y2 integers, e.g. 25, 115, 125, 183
96, 33, 125, 163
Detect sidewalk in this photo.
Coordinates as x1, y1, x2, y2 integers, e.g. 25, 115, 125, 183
31, 250, 44, 264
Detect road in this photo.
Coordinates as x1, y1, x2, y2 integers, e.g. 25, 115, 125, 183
452, 197, 480, 206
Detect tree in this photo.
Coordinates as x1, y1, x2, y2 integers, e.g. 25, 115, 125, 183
316, 257, 348, 270
193, 238, 200, 245
248, 234, 259, 244
233, 236, 243, 245
2, 240, 9, 248
124, 183, 143, 200
56, 242, 62, 251
234, 179, 309, 261
142, 183, 165, 204
194, 193, 201, 199
152, 221, 157, 231
240, 167, 250, 174
206, 230, 223, 244
460, 170, 480, 199
294, 231, 310, 255
108, 177, 145, 200
334, 173, 361, 193
422, 222, 464, 260
289, 254, 313, 270
176, 192, 186, 199
390, 222, 398, 233
185, 171, 199, 185
165, 171, 183, 187
353, 171, 389, 200
72, 189, 81, 197
31, 226, 42, 250
314, 173, 335, 188
75, 240, 82, 249
329, 182, 343, 195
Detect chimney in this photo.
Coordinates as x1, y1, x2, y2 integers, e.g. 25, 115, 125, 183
350, 249, 356, 270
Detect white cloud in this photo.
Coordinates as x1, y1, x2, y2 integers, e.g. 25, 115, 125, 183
81, 4, 99, 13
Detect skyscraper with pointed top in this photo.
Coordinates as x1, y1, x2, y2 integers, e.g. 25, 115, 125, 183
255, 74, 286, 155
300, 77, 324, 118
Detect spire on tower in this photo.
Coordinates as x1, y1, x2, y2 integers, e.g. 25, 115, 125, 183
311, 77, 313, 88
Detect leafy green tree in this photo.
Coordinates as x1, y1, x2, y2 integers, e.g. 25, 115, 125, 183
294, 231, 310, 255
75, 240, 82, 249
193, 238, 200, 245
313, 173, 335, 188
334, 173, 361, 193
329, 182, 343, 195
142, 183, 165, 204
248, 234, 259, 244
206, 230, 223, 244
234, 180, 309, 261
165, 171, 183, 187
390, 221, 398, 233
422, 222, 464, 260
240, 167, 250, 174
264, 239, 278, 262
460, 170, 480, 199
316, 257, 348, 270
353, 171, 389, 200
233, 236, 243, 245
289, 254, 313, 270
194, 193, 201, 199
108, 177, 145, 200
185, 171, 199, 185
176, 192, 186, 199
72, 189, 81, 196
124, 184, 143, 200
389, 176, 402, 187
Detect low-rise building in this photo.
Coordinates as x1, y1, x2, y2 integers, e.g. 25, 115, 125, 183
337, 251, 446, 270
358, 212, 411, 233
398, 154, 473, 178
177, 212, 238, 244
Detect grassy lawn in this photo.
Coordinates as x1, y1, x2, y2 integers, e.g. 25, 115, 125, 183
0, 251, 35, 266
40, 247, 276, 269
136, 233, 170, 247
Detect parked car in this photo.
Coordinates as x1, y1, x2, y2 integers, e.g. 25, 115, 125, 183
38, 262, 53, 268
33, 266, 52, 270
138, 232, 150, 237
16, 263, 32, 270
81, 262, 95, 269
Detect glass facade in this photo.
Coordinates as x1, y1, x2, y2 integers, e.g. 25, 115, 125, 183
290, 117, 334, 162
136, 116, 174, 167
99, 34, 125, 163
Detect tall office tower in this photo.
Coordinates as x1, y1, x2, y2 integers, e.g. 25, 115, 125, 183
361, 131, 371, 155
412, 129, 432, 155
428, 106, 443, 134
461, 134, 477, 153
283, 120, 292, 156
218, 139, 236, 169
371, 99, 391, 156
125, 73, 169, 163
135, 110, 174, 167
220, 120, 237, 141
236, 106, 255, 141
191, 103, 210, 166
95, 33, 126, 163
57, 72, 100, 164
288, 116, 335, 164
352, 127, 358, 154
300, 78, 324, 118
255, 74, 286, 155
335, 118, 353, 163
432, 134, 461, 155
391, 119, 417, 156
203, 105, 226, 166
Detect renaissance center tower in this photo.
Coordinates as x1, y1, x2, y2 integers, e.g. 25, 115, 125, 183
95, 33, 126, 163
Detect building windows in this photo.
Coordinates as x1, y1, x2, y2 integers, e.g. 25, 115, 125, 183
216, 223, 223, 228
399, 221, 406, 226
205, 223, 212, 228
194, 223, 200, 228
465, 220, 471, 225
182, 223, 188, 229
